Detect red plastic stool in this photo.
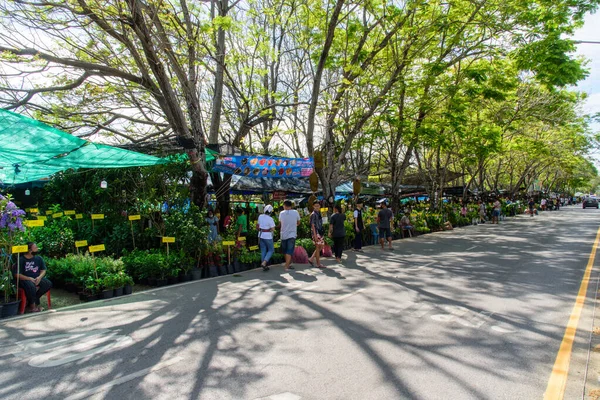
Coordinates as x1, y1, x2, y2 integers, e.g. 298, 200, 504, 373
18, 288, 52, 315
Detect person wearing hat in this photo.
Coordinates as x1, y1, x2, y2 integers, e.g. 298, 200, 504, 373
377, 201, 394, 250
257, 204, 276, 271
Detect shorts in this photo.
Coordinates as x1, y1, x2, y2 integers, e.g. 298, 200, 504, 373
492, 210, 500, 217
379, 227, 391, 239
281, 238, 296, 255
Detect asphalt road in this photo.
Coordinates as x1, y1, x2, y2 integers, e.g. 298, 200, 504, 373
1, 205, 599, 400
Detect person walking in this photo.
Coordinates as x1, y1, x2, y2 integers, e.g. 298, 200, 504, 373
279, 200, 301, 272
329, 205, 346, 263
13, 242, 52, 313
353, 200, 365, 252
528, 198, 535, 217
309, 201, 326, 268
377, 201, 394, 250
492, 199, 501, 224
235, 207, 248, 245
478, 200, 486, 223
257, 205, 276, 271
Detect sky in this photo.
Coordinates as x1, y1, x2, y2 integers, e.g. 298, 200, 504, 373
573, 11, 600, 165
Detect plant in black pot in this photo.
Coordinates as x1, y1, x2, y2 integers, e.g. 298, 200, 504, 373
250, 251, 262, 270
82, 276, 102, 302
0, 194, 26, 318
112, 272, 126, 297
101, 274, 116, 299
123, 274, 134, 295
0, 268, 19, 318
238, 247, 252, 271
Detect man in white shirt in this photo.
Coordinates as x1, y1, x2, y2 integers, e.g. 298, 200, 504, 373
279, 200, 301, 271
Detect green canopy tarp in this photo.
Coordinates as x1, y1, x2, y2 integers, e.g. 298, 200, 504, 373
0, 109, 169, 184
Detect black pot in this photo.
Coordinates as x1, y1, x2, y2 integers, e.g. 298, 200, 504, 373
156, 279, 168, 287
2, 300, 21, 318
179, 273, 191, 283
191, 269, 202, 280
123, 285, 133, 295
218, 265, 228, 276
227, 264, 234, 274
239, 262, 247, 271
139, 278, 149, 286
86, 294, 98, 302
148, 278, 157, 287
65, 282, 77, 293
113, 287, 124, 297
234, 263, 242, 273
79, 293, 87, 301
102, 289, 114, 300
168, 277, 178, 285
209, 265, 218, 278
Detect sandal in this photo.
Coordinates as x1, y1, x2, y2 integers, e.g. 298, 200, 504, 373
317, 264, 326, 269
308, 258, 315, 266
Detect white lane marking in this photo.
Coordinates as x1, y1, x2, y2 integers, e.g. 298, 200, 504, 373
255, 392, 302, 400
64, 356, 183, 400
491, 325, 516, 333
466, 245, 478, 251
330, 288, 366, 303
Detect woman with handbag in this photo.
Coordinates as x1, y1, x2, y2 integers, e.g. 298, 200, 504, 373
309, 201, 326, 269
257, 205, 276, 271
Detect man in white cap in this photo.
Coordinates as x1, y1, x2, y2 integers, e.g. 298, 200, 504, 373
257, 204, 276, 271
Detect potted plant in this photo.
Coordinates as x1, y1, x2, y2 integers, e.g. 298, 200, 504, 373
113, 273, 125, 297
0, 268, 19, 318
123, 275, 134, 295
82, 276, 102, 302
0, 195, 26, 317
250, 251, 262, 270
101, 274, 116, 299
238, 248, 252, 271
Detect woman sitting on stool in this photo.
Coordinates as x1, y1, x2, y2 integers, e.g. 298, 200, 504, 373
13, 242, 52, 313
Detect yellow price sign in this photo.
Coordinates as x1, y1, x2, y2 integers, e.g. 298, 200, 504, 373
38, 216, 47, 221
29, 208, 39, 213
222, 241, 235, 246
128, 215, 141, 221
64, 210, 76, 215
249, 245, 259, 251
274, 242, 281, 248
25, 220, 44, 227
162, 237, 176, 243
12, 245, 29, 254
237, 237, 246, 241
91, 214, 105, 220
45, 210, 53, 215
75, 240, 88, 248
321, 207, 328, 212
52, 212, 64, 218
75, 214, 83, 219
88, 244, 105, 253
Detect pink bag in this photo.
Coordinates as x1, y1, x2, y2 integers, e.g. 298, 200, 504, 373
322, 245, 333, 257
292, 246, 310, 264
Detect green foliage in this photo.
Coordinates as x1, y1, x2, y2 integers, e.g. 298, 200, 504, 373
32, 216, 75, 258
121, 249, 187, 281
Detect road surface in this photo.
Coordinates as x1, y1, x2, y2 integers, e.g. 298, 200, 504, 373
1, 205, 598, 400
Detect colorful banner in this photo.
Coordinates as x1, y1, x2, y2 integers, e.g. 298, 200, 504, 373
213, 155, 313, 178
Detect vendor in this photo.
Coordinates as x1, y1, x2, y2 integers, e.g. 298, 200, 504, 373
13, 242, 52, 313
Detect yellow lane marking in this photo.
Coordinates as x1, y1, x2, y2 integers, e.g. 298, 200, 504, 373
544, 226, 600, 400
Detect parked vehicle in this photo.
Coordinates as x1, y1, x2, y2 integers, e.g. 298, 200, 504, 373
583, 197, 599, 209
